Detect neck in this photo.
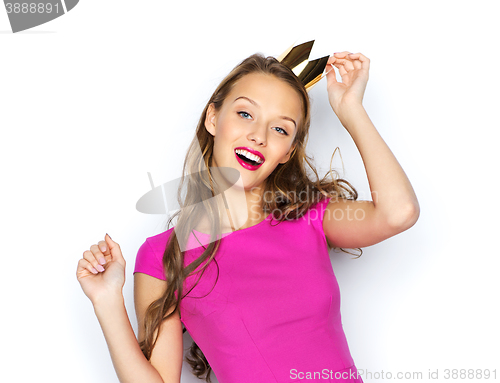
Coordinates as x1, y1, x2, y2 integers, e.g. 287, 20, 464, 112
196, 165, 268, 233
223, 184, 268, 231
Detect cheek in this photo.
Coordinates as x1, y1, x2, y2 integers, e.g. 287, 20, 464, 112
269, 141, 294, 161
216, 119, 239, 140
212, 138, 226, 162
212, 124, 236, 158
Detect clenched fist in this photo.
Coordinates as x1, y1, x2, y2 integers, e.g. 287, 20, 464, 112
76, 233, 126, 305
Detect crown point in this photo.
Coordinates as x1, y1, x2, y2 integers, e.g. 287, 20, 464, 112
276, 40, 328, 92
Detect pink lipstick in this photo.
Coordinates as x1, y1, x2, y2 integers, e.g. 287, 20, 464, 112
234, 147, 265, 171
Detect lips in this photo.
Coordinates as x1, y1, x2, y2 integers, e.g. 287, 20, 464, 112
234, 147, 265, 171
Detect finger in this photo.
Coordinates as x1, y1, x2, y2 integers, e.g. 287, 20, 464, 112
97, 240, 110, 256
97, 235, 114, 264
349, 54, 363, 70
333, 51, 351, 59
333, 59, 354, 76
326, 64, 337, 79
331, 58, 354, 73
105, 233, 125, 264
335, 52, 361, 72
77, 258, 99, 276
325, 64, 338, 86
84, 249, 105, 272
332, 61, 348, 77
348, 53, 370, 70
90, 244, 108, 267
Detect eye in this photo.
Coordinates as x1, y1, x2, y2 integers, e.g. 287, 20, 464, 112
273, 127, 289, 136
237, 111, 252, 119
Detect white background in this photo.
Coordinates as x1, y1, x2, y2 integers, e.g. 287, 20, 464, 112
1, 1, 498, 382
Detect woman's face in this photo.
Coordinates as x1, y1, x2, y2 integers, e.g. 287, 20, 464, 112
205, 72, 303, 192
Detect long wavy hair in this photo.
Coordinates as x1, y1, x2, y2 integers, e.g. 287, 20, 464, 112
138, 53, 361, 382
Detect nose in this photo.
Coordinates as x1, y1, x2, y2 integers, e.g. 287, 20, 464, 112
247, 123, 267, 146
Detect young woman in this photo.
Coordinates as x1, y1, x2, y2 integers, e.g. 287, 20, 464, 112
77, 49, 419, 383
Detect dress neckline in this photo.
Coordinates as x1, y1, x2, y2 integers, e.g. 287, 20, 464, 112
191, 211, 272, 237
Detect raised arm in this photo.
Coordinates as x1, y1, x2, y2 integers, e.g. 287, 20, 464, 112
76, 234, 183, 383
322, 52, 420, 249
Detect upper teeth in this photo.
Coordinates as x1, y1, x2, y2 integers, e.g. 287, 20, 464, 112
235, 149, 263, 164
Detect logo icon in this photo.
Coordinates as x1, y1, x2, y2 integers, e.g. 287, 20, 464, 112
3, 0, 79, 33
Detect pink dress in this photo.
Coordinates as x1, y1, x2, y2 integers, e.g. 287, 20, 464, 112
134, 197, 363, 382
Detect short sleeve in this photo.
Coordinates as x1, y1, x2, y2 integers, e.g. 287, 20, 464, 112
315, 196, 332, 222
305, 196, 332, 231
133, 239, 166, 281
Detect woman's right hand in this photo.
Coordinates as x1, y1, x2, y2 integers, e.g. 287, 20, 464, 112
76, 233, 126, 305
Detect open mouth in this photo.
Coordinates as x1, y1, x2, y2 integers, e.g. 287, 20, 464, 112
234, 147, 265, 170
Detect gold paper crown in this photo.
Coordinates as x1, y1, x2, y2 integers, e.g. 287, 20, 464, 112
277, 40, 330, 92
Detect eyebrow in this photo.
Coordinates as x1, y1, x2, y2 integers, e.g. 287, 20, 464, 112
233, 96, 297, 128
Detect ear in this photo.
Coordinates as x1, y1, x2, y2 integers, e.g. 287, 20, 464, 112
279, 143, 297, 164
205, 103, 217, 136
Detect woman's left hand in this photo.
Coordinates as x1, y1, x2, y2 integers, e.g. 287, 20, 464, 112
325, 52, 370, 119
